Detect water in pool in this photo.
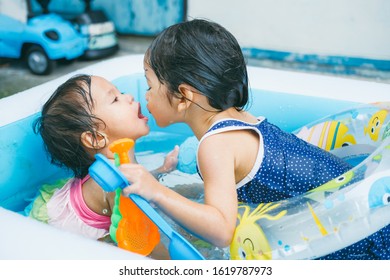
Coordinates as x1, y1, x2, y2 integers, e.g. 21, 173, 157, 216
136, 150, 229, 260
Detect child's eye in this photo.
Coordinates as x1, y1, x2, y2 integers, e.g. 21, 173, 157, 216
146, 87, 151, 91
112, 96, 119, 103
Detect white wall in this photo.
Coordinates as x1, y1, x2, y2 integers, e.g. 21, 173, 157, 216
187, 0, 390, 60
0, 0, 27, 22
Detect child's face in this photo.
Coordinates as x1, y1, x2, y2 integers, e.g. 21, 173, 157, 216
144, 60, 179, 127
90, 76, 150, 142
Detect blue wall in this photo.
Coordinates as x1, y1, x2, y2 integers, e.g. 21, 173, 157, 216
31, 0, 186, 35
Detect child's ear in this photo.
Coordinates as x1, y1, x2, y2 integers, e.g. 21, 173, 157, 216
177, 84, 194, 112
81, 131, 108, 149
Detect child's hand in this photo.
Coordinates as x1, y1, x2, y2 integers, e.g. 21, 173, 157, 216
162, 145, 179, 173
119, 163, 163, 203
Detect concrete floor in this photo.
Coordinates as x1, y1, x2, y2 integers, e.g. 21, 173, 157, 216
1, 34, 390, 100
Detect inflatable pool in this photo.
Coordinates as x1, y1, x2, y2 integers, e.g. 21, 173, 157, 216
1, 55, 390, 259
230, 103, 390, 259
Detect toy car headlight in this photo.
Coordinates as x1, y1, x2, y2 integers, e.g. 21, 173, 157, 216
44, 30, 60, 41
88, 22, 115, 36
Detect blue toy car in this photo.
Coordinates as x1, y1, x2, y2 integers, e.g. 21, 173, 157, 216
71, 9, 119, 60
0, 7, 86, 75
29, 0, 119, 60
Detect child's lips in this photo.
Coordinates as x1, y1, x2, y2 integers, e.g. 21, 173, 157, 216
138, 104, 148, 122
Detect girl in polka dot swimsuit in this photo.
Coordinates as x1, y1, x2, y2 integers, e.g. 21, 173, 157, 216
120, 19, 390, 259
206, 118, 351, 204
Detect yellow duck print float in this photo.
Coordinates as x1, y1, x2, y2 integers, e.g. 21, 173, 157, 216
364, 110, 388, 141
230, 203, 286, 260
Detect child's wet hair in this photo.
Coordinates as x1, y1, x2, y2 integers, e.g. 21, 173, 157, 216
145, 18, 249, 111
33, 74, 105, 178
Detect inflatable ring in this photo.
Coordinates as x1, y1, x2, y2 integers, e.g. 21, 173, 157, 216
178, 102, 390, 259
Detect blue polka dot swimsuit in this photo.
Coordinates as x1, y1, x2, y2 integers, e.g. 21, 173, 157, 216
200, 118, 352, 202
199, 118, 390, 259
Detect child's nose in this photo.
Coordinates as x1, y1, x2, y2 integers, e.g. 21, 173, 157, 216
126, 94, 134, 103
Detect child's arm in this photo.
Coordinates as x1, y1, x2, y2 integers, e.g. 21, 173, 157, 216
119, 137, 238, 248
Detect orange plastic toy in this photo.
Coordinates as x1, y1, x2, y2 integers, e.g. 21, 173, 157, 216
109, 138, 134, 164
108, 138, 160, 256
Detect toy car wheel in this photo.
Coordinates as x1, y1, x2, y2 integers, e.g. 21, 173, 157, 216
25, 45, 55, 75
